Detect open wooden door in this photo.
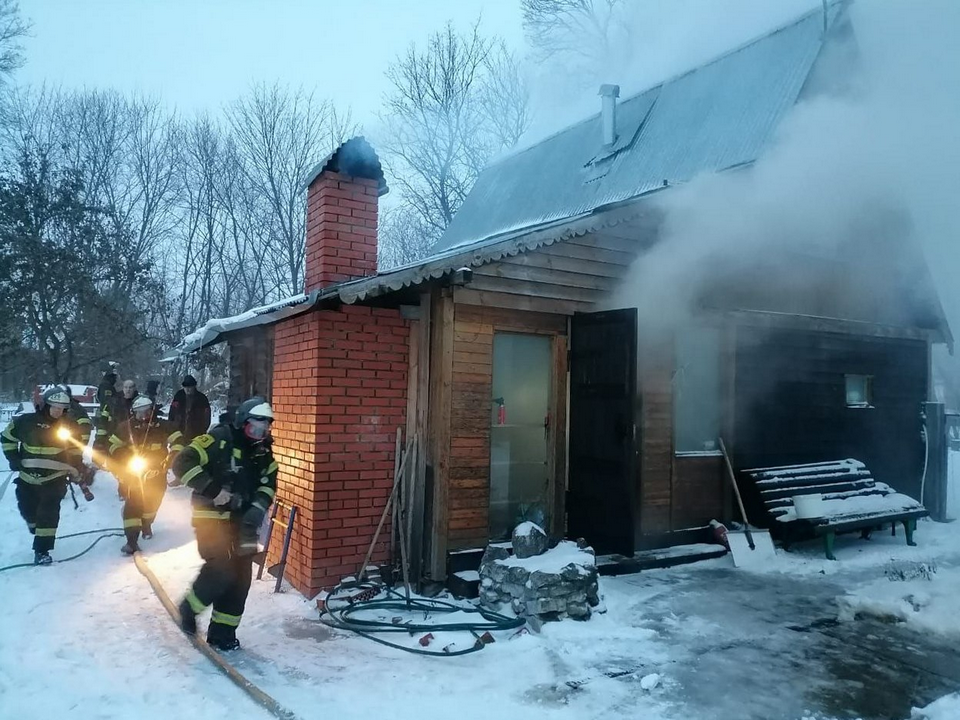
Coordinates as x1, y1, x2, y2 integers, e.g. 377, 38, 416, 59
567, 309, 638, 555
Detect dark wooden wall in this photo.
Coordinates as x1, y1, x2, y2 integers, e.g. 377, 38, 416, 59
636, 333, 726, 545
732, 326, 928, 523
227, 326, 275, 411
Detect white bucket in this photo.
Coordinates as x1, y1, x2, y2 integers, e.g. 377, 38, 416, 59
793, 494, 824, 519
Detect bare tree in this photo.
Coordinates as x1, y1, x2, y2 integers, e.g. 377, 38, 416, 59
0, 0, 28, 76
521, 0, 627, 68
378, 203, 436, 270
228, 84, 349, 296
379, 21, 531, 254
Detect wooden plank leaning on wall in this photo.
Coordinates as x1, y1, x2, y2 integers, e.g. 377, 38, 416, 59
427, 288, 455, 581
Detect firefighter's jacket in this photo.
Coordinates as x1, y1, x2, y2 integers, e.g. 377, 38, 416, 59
93, 387, 124, 452
108, 416, 184, 480
66, 399, 92, 463
2, 412, 82, 485
172, 424, 277, 523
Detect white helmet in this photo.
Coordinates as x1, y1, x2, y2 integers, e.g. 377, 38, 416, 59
131, 395, 155, 417
234, 397, 274, 442
42, 387, 71, 409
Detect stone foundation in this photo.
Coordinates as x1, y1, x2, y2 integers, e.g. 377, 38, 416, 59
478, 540, 600, 620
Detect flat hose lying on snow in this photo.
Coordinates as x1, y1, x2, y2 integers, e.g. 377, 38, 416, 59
132, 552, 302, 720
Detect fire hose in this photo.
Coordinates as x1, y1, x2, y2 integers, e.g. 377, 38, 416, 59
0, 527, 125, 573
132, 552, 301, 720
319, 580, 525, 657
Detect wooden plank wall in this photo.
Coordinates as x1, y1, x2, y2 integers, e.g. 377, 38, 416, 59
733, 326, 929, 523
453, 237, 632, 315
637, 334, 674, 539
227, 325, 275, 410
671, 456, 724, 529
446, 303, 568, 551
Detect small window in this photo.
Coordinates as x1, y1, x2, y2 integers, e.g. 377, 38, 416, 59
845, 374, 873, 408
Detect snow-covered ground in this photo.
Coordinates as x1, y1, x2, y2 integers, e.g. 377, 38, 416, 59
3, 448, 960, 720
913, 692, 960, 720
0, 457, 674, 720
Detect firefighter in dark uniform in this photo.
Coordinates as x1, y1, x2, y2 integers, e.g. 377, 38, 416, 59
1, 387, 83, 565
59, 384, 96, 491
108, 395, 185, 554
93, 368, 122, 459
173, 397, 277, 650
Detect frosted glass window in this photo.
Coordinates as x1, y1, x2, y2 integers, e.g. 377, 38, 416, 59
489, 333, 552, 540
674, 327, 722, 453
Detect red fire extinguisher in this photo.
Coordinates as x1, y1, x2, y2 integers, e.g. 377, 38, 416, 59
494, 397, 506, 426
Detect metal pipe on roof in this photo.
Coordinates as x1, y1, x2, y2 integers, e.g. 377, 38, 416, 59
599, 84, 620, 146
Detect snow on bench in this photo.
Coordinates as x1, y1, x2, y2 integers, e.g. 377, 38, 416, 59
743, 459, 928, 560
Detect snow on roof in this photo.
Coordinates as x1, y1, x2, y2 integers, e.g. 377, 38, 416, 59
162, 294, 309, 360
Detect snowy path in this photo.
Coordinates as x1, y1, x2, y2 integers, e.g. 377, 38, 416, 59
4, 450, 960, 720
0, 463, 273, 720
0, 459, 676, 720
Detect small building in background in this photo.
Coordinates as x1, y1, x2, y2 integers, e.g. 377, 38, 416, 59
168, 5, 950, 597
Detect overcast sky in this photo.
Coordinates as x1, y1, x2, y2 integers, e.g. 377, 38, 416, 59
17, 0, 820, 136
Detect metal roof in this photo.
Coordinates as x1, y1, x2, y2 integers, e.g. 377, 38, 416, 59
163, 203, 648, 357
434, 4, 843, 255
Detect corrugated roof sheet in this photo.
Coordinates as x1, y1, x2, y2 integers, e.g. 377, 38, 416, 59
435, 5, 840, 254
163, 203, 648, 357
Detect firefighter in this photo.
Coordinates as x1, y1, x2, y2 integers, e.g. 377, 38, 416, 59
59, 384, 96, 491
93, 367, 122, 458
1, 387, 83, 565
173, 397, 277, 651
108, 395, 185, 555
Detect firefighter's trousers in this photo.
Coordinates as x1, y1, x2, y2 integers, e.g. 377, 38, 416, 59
184, 517, 253, 643
120, 470, 167, 545
16, 478, 67, 552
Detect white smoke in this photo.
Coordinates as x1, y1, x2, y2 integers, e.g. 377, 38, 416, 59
603, 0, 960, 342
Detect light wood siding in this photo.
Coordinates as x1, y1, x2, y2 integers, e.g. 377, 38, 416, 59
455, 237, 633, 315
638, 335, 674, 539
446, 305, 567, 551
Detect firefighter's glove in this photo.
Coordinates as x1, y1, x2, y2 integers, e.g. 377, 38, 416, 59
242, 505, 266, 530
237, 507, 265, 557
212, 488, 233, 507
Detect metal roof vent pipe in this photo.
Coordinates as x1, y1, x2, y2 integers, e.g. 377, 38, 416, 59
599, 84, 620, 146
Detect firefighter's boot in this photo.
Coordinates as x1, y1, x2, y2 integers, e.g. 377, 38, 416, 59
120, 529, 140, 555
207, 624, 241, 652
178, 598, 197, 636
34, 551, 52, 566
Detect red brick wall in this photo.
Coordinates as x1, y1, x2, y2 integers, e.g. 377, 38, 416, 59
305, 172, 378, 291
269, 305, 410, 597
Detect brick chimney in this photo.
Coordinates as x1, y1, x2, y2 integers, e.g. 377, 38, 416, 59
303, 137, 387, 291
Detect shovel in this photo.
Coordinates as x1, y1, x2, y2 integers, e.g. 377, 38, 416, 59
719, 438, 777, 568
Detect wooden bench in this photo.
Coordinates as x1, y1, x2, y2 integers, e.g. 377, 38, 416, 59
743, 459, 928, 560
